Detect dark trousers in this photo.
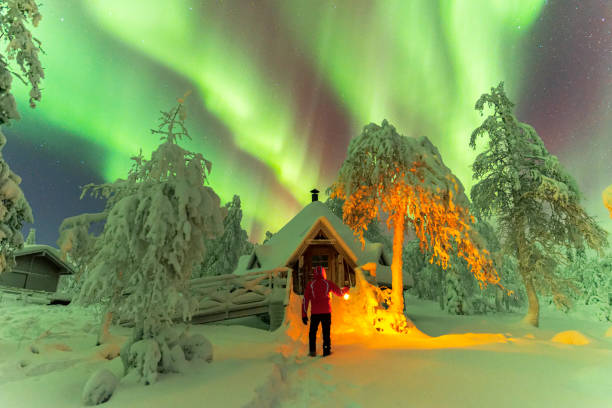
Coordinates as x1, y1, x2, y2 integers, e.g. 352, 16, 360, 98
309, 313, 331, 353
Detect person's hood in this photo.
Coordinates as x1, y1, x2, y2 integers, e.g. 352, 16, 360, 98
313, 266, 326, 280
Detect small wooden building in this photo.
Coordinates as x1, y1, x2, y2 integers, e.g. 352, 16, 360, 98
0, 245, 74, 292
234, 193, 413, 294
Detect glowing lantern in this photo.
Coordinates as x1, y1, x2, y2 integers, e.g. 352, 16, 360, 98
343, 293, 350, 300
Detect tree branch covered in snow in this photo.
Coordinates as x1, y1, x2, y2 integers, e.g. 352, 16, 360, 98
0, 0, 43, 273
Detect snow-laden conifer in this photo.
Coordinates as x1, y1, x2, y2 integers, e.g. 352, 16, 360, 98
77, 99, 224, 383
197, 195, 253, 277
470, 82, 608, 327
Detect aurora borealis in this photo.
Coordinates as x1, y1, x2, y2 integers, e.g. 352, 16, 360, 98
4, 0, 612, 245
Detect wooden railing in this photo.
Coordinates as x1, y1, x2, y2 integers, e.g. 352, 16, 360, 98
189, 267, 291, 330
0, 285, 72, 305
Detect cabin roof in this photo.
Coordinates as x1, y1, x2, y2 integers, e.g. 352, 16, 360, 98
235, 201, 395, 277
15, 245, 75, 275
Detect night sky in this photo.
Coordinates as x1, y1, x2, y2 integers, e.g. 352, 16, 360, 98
4, 0, 612, 246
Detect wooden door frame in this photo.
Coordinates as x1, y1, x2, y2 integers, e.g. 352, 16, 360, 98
302, 245, 338, 291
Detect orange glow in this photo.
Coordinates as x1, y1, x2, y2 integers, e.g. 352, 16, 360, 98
331, 166, 502, 321
551, 330, 590, 346
603, 184, 612, 219
343, 293, 350, 300
283, 270, 509, 350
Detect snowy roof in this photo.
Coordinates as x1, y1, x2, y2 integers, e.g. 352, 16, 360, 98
15, 245, 75, 275
235, 201, 410, 288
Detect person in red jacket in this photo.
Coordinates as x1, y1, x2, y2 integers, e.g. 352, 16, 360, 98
302, 265, 349, 357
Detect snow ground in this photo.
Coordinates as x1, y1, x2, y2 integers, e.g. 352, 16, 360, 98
0, 296, 611, 408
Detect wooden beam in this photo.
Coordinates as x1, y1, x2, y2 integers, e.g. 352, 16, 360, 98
307, 239, 337, 245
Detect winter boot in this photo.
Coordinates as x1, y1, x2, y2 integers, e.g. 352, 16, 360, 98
308, 350, 316, 357
323, 347, 331, 357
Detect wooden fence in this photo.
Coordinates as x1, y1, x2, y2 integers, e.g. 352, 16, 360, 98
189, 267, 292, 330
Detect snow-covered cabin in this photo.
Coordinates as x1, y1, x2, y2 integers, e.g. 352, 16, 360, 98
235, 192, 412, 295
0, 245, 74, 292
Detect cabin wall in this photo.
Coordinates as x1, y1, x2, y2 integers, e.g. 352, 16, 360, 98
0, 254, 61, 292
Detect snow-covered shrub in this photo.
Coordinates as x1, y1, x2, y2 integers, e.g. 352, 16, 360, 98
120, 326, 212, 384
82, 368, 118, 406
78, 101, 224, 383
124, 339, 161, 385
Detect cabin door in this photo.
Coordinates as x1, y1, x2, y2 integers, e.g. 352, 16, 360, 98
303, 245, 341, 290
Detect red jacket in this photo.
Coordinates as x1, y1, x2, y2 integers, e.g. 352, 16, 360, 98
302, 266, 346, 317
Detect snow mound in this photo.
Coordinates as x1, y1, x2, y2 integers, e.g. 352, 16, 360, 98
180, 333, 213, 362
82, 368, 118, 406
551, 330, 590, 346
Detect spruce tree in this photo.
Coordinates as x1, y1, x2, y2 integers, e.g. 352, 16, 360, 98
197, 195, 253, 277
469, 82, 608, 327
77, 100, 224, 383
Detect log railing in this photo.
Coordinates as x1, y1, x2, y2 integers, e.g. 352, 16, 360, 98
189, 267, 291, 330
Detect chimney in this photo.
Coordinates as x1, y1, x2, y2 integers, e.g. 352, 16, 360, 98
310, 188, 320, 202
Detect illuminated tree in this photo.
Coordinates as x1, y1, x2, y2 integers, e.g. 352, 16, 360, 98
603, 184, 612, 219
470, 82, 608, 327
332, 120, 499, 315
0, 0, 43, 273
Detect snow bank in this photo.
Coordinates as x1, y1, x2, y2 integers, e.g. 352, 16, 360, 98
551, 330, 590, 346
2, 289, 612, 408
82, 368, 118, 406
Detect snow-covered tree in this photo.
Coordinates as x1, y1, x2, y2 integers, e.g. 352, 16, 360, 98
331, 119, 499, 315
0, 0, 44, 273
77, 100, 225, 383
444, 267, 469, 315
560, 249, 612, 322
470, 82, 608, 327
196, 195, 253, 277
56, 212, 106, 298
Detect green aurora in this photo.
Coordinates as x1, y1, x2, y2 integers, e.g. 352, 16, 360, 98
8, 0, 612, 243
